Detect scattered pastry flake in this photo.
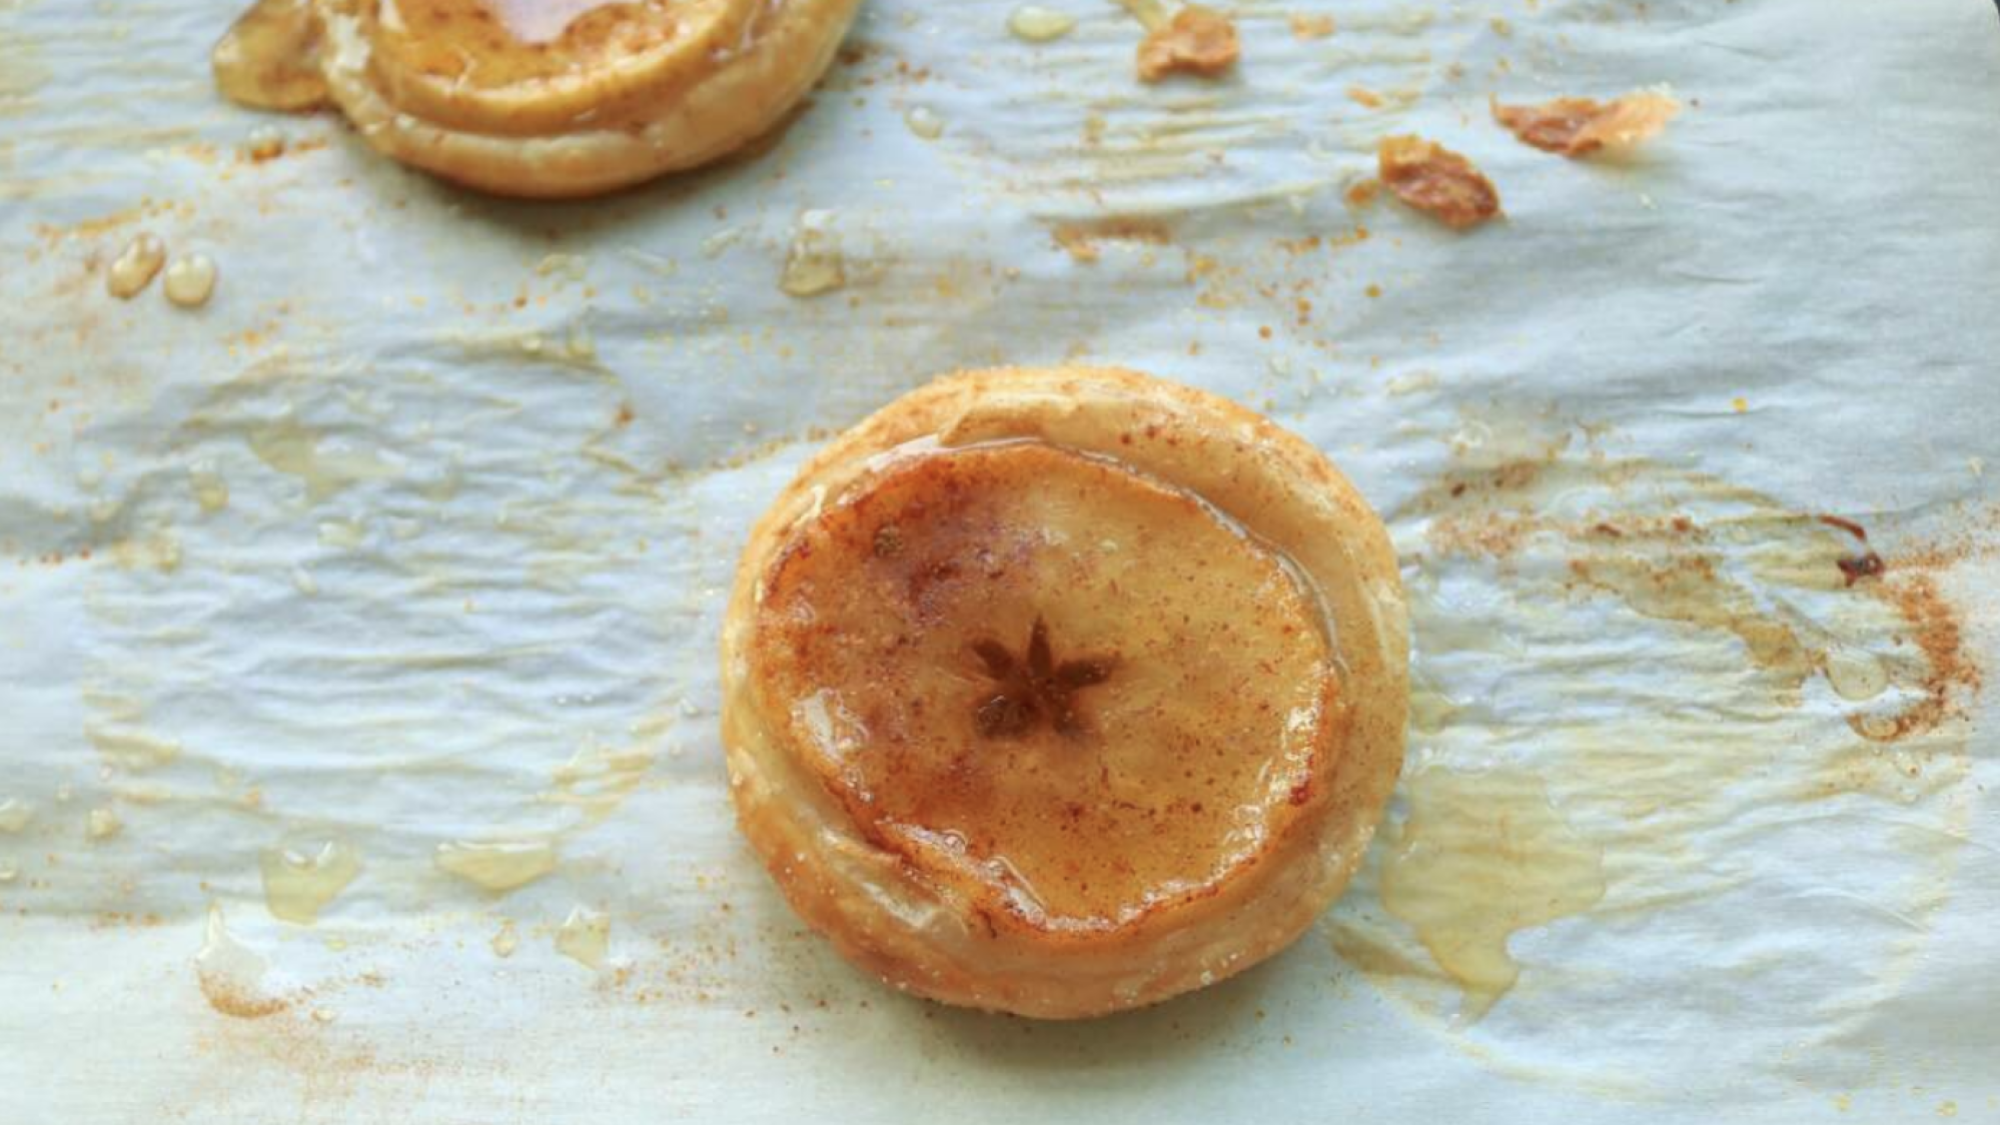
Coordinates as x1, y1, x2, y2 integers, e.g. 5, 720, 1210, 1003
1376, 135, 1501, 230
1347, 85, 1384, 108
1289, 13, 1335, 38
1491, 91, 1681, 157
1136, 7, 1240, 83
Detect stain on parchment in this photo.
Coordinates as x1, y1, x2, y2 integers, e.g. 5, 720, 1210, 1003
1328, 416, 1987, 1088
1409, 426, 1982, 748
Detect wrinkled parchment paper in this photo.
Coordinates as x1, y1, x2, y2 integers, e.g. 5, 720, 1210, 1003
3, 1, 1998, 1121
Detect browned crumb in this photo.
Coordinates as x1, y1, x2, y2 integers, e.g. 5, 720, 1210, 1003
1051, 218, 1172, 263
1052, 226, 1101, 263
1289, 13, 1335, 39
1347, 85, 1385, 108
1491, 91, 1681, 157
1376, 135, 1501, 229
1137, 7, 1240, 82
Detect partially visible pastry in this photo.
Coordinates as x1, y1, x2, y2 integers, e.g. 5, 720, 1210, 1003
214, 0, 863, 198
720, 366, 1408, 1019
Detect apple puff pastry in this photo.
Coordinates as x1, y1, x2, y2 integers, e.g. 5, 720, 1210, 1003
720, 367, 1409, 1018
214, 0, 862, 197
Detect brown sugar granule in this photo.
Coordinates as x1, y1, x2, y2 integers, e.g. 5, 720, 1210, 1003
1376, 135, 1501, 229
1491, 91, 1680, 157
1137, 7, 1240, 82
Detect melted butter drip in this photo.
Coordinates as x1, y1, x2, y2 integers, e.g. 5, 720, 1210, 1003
195, 905, 290, 1018
1380, 765, 1607, 1021
903, 105, 945, 140
106, 234, 166, 299
189, 463, 231, 513
778, 212, 846, 298
247, 416, 392, 504
86, 723, 183, 771
213, 0, 328, 111
554, 906, 610, 969
318, 519, 365, 549
544, 739, 656, 825
1825, 648, 1890, 701
1007, 6, 1077, 41
260, 840, 362, 925
84, 807, 123, 841
435, 838, 558, 893
163, 253, 219, 308
0, 798, 34, 834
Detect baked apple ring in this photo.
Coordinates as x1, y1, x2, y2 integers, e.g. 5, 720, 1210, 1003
720, 367, 1408, 1018
214, 0, 862, 197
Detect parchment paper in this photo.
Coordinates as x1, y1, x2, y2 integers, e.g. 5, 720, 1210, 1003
2, 0, 1998, 1121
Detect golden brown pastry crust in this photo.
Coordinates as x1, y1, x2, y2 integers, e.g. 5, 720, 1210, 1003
227, 0, 861, 198
720, 366, 1408, 1019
